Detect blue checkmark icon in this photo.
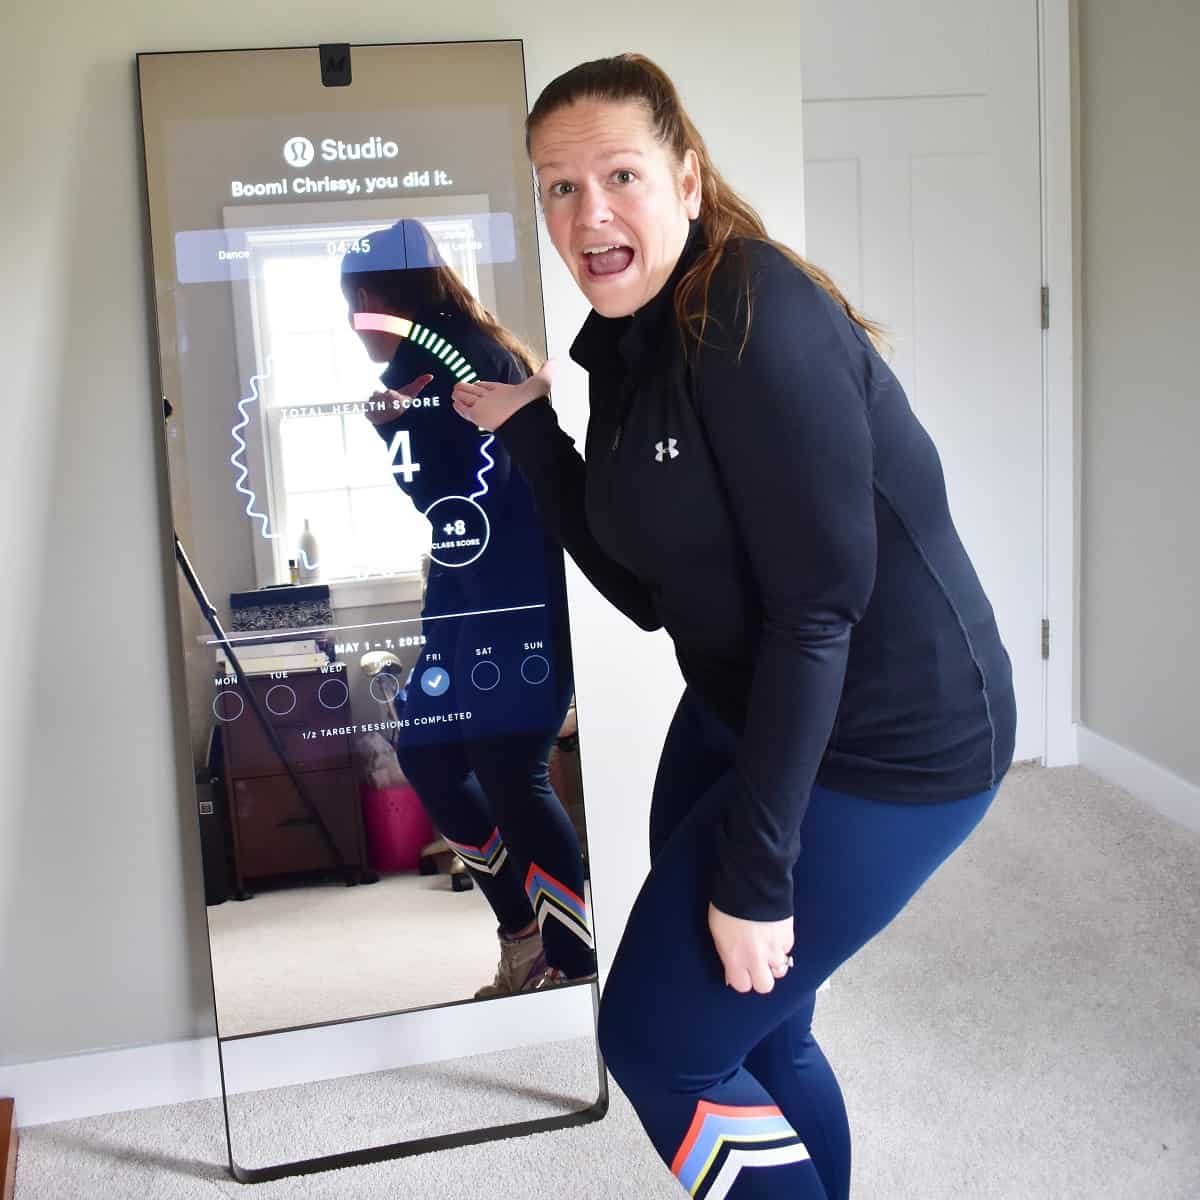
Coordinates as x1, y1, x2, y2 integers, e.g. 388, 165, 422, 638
420, 667, 451, 697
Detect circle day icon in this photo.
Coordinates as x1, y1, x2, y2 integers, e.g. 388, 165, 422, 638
420, 667, 451, 697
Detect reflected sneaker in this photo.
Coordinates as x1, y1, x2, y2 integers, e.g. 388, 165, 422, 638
474, 926, 548, 999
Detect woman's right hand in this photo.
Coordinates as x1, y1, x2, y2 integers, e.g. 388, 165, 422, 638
452, 359, 556, 432
364, 372, 435, 426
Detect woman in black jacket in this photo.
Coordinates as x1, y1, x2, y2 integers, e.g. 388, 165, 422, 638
452, 55, 1016, 1200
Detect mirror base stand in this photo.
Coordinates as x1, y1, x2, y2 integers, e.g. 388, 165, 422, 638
175, 532, 605, 1183
225, 1095, 609, 1185
215, 980, 609, 1183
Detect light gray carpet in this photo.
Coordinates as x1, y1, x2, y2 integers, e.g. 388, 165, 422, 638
14, 764, 1200, 1198
206, 872, 503, 1034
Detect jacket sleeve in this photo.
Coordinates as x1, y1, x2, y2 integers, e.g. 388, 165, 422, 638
497, 397, 663, 632
692, 247, 877, 921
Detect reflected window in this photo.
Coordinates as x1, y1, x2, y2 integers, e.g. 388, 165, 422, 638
236, 219, 486, 583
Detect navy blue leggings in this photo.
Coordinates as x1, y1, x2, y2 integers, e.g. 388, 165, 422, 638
399, 727, 596, 979
598, 690, 1000, 1199
393, 598, 596, 980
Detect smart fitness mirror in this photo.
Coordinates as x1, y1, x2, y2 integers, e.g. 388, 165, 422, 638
137, 40, 604, 1181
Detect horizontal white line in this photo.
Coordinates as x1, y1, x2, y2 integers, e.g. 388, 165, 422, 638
205, 604, 547, 645
804, 91, 986, 105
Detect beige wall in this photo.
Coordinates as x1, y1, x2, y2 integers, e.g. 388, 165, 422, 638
0, 1, 806, 1064
1076, 0, 1200, 789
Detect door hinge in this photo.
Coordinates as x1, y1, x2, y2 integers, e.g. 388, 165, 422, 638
1040, 285, 1050, 330
1041, 618, 1050, 660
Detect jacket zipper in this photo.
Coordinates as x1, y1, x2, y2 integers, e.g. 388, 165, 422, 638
611, 377, 636, 454
605, 380, 635, 519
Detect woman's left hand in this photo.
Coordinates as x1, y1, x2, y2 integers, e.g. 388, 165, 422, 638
452, 359, 556, 432
708, 904, 795, 995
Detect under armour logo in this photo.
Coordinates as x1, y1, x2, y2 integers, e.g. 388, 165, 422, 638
655, 439, 679, 462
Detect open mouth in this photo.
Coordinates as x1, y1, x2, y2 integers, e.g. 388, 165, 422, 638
582, 244, 635, 279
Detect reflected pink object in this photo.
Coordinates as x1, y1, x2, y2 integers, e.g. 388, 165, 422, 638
361, 783, 436, 872
352, 311, 412, 337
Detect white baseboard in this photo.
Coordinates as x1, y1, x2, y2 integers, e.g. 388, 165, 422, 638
0, 1038, 222, 1130
218, 986, 594, 1098
1077, 725, 1200, 833
0, 985, 594, 1130
1045, 719, 1080, 769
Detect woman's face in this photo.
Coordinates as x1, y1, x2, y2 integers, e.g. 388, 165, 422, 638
531, 99, 701, 318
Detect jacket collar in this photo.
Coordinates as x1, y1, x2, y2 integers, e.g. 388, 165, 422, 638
568, 218, 706, 373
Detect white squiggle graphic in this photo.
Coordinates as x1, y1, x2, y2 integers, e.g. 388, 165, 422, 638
470, 435, 496, 501
232, 336, 494, 574
231, 357, 276, 537
230, 357, 322, 572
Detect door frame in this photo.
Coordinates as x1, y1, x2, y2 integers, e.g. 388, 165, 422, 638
798, 0, 1078, 768
1040, 0, 1078, 766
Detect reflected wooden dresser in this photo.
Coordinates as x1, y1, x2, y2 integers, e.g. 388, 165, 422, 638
220, 667, 373, 894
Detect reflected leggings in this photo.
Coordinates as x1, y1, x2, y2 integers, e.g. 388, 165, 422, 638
398, 727, 596, 980
599, 690, 1000, 1199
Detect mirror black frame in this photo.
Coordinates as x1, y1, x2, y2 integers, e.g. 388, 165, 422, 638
135, 38, 609, 1183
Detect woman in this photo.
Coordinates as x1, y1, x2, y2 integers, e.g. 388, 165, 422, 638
451, 55, 1016, 1200
341, 220, 596, 996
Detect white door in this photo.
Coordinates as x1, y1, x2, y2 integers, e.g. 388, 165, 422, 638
801, 0, 1046, 762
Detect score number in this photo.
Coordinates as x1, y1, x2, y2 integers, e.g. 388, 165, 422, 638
387, 430, 421, 483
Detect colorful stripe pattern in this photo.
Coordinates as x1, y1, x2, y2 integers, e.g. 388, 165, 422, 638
353, 312, 478, 382
524, 865, 594, 949
444, 828, 507, 876
671, 1102, 809, 1199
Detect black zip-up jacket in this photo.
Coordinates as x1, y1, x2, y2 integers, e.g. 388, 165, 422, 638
498, 220, 1016, 921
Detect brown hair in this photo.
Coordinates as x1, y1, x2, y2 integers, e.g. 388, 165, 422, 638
526, 53, 888, 355
341, 218, 541, 376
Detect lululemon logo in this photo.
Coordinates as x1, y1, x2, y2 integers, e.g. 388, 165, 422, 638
655, 438, 679, 462
283, 136, 315, 168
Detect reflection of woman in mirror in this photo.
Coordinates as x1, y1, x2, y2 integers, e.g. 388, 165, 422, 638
340, 219, 595, 996
452, 55, 1016, 1200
